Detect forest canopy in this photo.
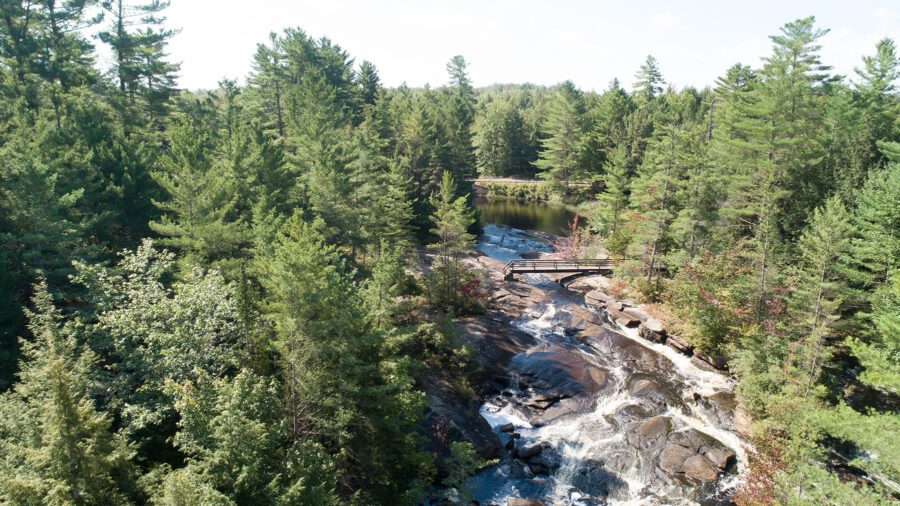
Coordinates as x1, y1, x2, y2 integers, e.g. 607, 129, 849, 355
0, 2, 897, 505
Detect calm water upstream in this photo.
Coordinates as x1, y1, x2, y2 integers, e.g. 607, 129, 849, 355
475, 197, 575, 236
469, 199, 748, 506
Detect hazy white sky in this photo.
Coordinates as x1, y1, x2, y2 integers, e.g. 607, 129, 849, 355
158, 0, 900, 92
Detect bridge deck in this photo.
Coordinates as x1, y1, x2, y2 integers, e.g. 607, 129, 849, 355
503, 258, 614, 280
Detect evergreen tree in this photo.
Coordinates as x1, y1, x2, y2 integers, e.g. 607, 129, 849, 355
425, 172, 478, 312
356, 59, 381, 110
589, 143, 630, 255
0, 282, 136, 504
442, 55, 477, 187
633, 55, 665, 101
98, 0, 180, 131
150, 115, 243, 268
788, 197, 852, 395
161, 370, 339, 504
534, 80, 588, 194
473, 96, 530, 177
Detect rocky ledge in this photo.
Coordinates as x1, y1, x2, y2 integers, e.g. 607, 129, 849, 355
584, 285, 729, 373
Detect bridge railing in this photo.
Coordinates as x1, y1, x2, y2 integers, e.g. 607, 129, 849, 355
502, 258, 615, 278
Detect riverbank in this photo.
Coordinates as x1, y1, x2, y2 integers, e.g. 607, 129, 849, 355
432, 224, 750, 505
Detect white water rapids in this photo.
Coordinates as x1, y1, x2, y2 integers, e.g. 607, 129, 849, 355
468, 225, 751, 506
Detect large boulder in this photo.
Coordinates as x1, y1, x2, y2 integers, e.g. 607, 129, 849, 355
628, 415, 673, 449
623, 306, 650, 323
606, 307, 640, 328
657, 429, 735, 483
628, 379, 679, 409
585, 290, 619, 309
516, 443, 543, 459
639, 318, 667, 344
682, 454, 720, 482
665, 333, 694, 355
511, 343, 611, 403
691, 352, 728, 371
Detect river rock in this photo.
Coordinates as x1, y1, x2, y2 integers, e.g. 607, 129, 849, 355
691, 352, 728, 371
499, 422, 515, 432
628, 415, 673, 449
657, 429, 735, 482
639, 415, 673, 438
682, 454, 720, 482
606, 307, 640, 328
517, 443, 542, 459
571, 459, 629, 499
623, 306, 650, 323
639, 318, 667, 343
666, 333, 694, 355
585, 289, 617, 309
508, 459, 530, 479
528, 462, 550, 475
512, 343, 610, 403
508, 499, 546, 506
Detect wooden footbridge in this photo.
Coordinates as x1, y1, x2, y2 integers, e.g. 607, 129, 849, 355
502, 258, 615, 280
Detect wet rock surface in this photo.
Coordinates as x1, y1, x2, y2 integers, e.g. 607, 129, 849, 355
462, 224, 745, 505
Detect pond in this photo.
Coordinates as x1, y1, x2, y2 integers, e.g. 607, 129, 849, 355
475, 197, 575, 236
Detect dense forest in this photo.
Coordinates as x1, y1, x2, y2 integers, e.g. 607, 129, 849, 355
0, 1, 896, 504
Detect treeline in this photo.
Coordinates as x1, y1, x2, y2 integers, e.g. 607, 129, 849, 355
0, 2, 897, 503
474, 17, 899, 503
0, 2, 488, 504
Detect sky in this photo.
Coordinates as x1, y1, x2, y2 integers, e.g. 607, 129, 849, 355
158, 0, 900, 92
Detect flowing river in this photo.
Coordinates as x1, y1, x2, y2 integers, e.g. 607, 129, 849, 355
469, 199, 749, 506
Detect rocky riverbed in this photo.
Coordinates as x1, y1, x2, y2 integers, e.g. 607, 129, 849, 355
448, 225, 750, 506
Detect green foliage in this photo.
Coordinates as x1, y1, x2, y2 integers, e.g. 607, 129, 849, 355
426, 172, 483, 313
160, 370, 339, 505
474, 96, 535, 178
0, 282, 137, 505
1, 6, 899, 503
482, 181, 552, 202
441, 442, 482, 504
534, 81, 590, 194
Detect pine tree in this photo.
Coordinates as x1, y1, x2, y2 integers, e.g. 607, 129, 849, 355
362, 243, 408, 330
427, 171, 477, 311
633, 55, 665, 101
356, 59, 381, 111
473, 96, 530, 177
625, 118, 678, 299
788, 197, 852, 395
162, 370, 339, 504
534, 80, 588, 194
150, 115, 243, 268
670, 119, 719, 266
589, 143, 630, 255
0, 282, 136, 504
848, 163, 900, 285
443, 55, 477, 186
714, 17, 833, 319
248, 32, 288, 138
255, 214, 361, 442
98, 0, 180, 130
